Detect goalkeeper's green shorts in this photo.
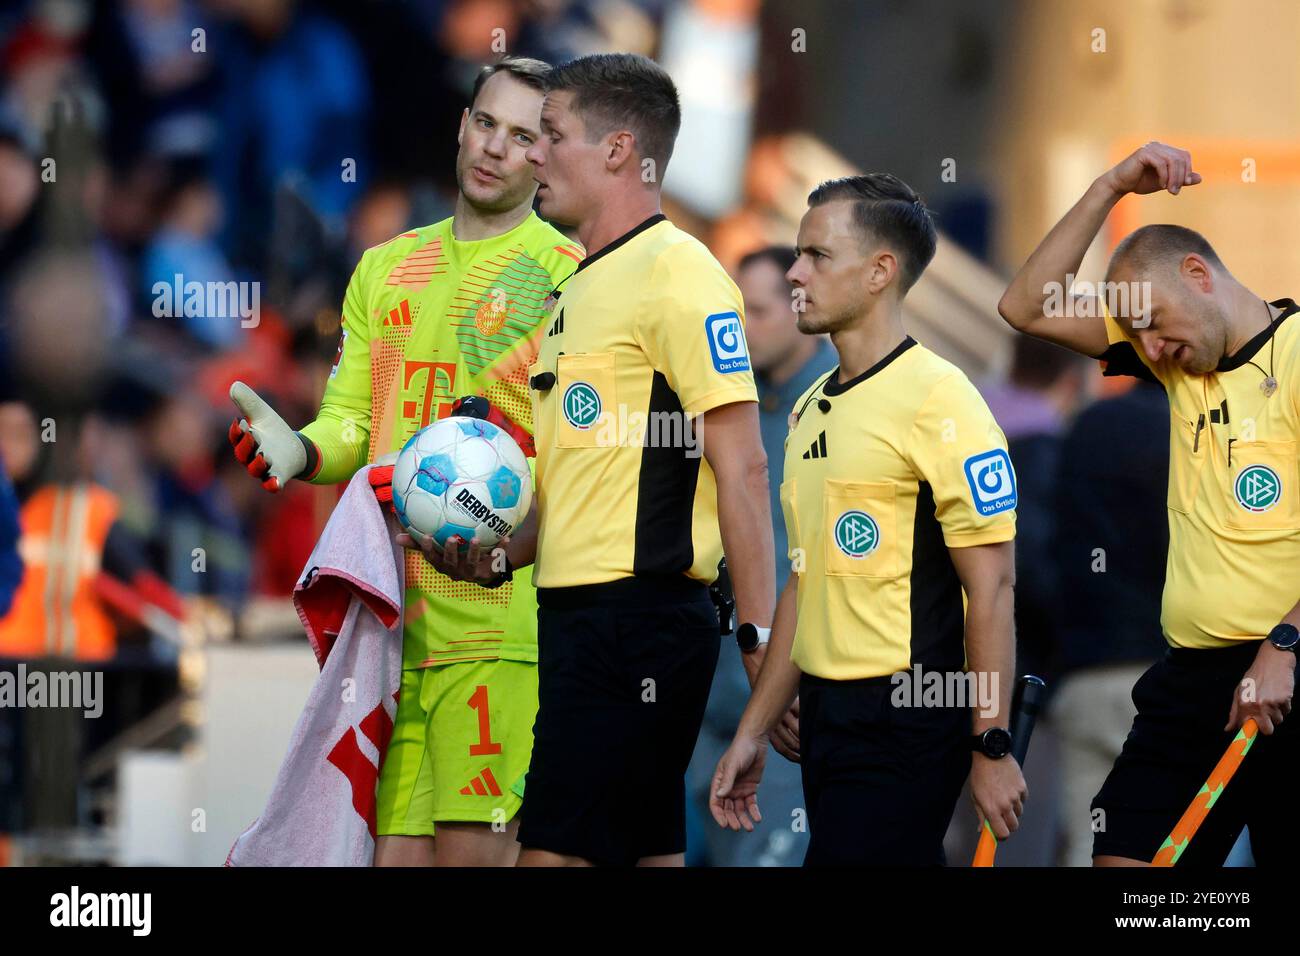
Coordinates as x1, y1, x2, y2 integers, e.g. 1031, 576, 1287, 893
375, 658, 536, 836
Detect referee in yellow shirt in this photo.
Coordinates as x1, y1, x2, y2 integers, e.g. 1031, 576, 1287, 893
469, 52, 779, 867
711, 175, 1027, 865
998, 142, 1298, 866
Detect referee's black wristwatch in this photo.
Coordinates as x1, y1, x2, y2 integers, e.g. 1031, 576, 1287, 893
736, 623, 771, 654
971, 727, 1013, 759
1267, 622, 1300, 653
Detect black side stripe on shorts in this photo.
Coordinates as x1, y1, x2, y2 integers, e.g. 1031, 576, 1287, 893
633, 371, 699, 576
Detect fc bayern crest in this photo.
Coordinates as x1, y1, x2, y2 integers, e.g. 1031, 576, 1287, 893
474, 289, 509, 336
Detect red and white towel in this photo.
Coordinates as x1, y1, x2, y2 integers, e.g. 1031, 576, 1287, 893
227, 465, 405, 866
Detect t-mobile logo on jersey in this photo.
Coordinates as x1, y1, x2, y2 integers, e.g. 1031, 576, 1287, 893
402, 360, 458, 428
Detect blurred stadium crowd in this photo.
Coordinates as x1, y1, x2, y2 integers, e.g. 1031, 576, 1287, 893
0, 0, 665, 621
0, 0, 678, 856
0, 0, 1180, 866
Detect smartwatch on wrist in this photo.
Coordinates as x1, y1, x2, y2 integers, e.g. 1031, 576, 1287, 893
971, 727, 1013, 759
735, 623, 772, 654
1267, 622, 1300, 653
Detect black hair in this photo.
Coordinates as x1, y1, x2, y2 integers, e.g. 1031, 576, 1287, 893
807, 174, 938, 292
545, 53, 681, 174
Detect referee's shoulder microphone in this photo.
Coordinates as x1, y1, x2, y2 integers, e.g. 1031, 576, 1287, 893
817, 398, 831, 413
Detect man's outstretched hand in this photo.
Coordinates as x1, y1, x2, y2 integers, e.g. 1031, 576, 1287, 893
228, 381, 309, 492
710, 734, 766, 832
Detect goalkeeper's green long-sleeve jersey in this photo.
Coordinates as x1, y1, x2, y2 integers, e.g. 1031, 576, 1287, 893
301, 212, 582, 668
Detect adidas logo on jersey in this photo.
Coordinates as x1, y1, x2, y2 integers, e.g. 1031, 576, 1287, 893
384, 299, 413, 326
546, 308, 565, 337
803, 431, 828, 459
459, 767, 503, 797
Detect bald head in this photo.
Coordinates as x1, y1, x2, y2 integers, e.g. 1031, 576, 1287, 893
1106, 224, 1225, 286
1102, 224, 1245, 375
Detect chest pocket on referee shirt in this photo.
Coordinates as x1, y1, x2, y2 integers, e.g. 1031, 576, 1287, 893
553, 352, 617, 449
823, 479, 898, 578
1224, 439, 1300, 531
1168, 412, 1205, 515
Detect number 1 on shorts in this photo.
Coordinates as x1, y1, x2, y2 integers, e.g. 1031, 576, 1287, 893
467, 684, 503, 756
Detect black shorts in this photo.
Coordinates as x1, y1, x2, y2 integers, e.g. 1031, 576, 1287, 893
799, 672, 969, 866
517, 575, 720, 866
1091, 641, 1299, 865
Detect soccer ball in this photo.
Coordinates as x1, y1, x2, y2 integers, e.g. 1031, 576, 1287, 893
391, 416, 532, 553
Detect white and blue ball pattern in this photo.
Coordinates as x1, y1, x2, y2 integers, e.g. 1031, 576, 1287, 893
392, 416, 531, 553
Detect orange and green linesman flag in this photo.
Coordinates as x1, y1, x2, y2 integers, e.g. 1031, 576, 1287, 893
1151, 718, 1259, 867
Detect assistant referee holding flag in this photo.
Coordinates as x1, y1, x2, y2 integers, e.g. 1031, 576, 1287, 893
998, 141, 1298, 865
711, 175, 1027, 865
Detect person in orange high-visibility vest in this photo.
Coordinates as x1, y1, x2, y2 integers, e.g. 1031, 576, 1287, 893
0, 458, 19, 618
0, 483, 119, 662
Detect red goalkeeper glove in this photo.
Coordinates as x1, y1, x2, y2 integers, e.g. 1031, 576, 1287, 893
367, 402, 528, 516
450, 395, 535, 457
369, 452, 397, 513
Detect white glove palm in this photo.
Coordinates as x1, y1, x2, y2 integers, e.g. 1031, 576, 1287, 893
228, 381, 308, 492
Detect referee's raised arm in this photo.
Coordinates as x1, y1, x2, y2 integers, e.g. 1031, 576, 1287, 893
998, 142, 1201, 358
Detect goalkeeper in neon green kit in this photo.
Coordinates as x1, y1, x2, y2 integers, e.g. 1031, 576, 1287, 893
228, 57, 581, 866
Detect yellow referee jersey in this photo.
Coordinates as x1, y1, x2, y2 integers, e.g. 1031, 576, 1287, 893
782, 337, 1016, 680
529, 214, 758, 588
1100, 297, 1300, 650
